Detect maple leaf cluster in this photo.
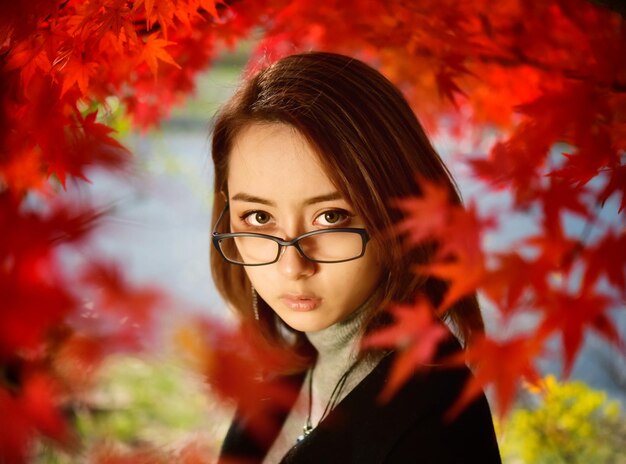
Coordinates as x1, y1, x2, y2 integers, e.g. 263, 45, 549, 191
0, 192, 168, 461
386, 175, 624, 416
1, 1, 230, 459
1, 0, 625, 460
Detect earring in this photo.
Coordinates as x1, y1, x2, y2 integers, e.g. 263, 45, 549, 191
252, 287, 259, 321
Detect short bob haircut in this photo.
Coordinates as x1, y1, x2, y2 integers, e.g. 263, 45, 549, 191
210, 51, 483, 369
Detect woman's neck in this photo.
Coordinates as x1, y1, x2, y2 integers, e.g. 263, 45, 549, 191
305, 293, 375, 362
302, 293, 380, 427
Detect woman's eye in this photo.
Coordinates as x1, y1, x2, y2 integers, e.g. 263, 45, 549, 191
242, 211, 272, 226
316, 210, 351, 226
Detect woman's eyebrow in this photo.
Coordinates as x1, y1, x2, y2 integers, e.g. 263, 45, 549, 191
303, 192, 343, 205
231, 192, 275, 205
230, 191, 343, 206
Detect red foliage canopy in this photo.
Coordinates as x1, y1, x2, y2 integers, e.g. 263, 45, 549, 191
1, 0, 624, 460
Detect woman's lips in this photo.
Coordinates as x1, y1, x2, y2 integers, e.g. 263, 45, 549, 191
279, 295, 322, 311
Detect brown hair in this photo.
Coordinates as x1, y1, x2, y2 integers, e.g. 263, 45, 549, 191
210, 52, 483, 370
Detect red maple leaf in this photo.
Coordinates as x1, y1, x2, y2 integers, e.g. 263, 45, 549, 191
524, 218, 581, 274
3, 35, 52, 90
420, 204, 495, 311
469, 123, 549, 205
53, 333, 106, 393
10, 74, 127, 188
598, 164, 626, 213
535, 177, 591, 235
395, 177, 495, 312
74, 259, 166, 354
435, 69, 467, 108
77, 0, 139, 45
135, 0, 177, 33
181, 319, 303, 445
71, 110, 130, 170
60, 52, 99, 97
20, 372, 70, 444
0, 386, 31, 463
446, 334, 543, 419
423, 256, 487, 314
80, 260, 163, 327
482, 251, 553, 315
139, 33, 181, 76
536, 290, 621, 376
361, 297, 448, 402
0, 273, 75, 359
197, 0, 219, 18
0, 0, 57, 45
0, 192, 97, 358
0, 372, 71, 463
482, 222, 582, 319
550, 125, 617, 188
0, 145, 48, 196
582, 231, 626, 294
392, 176, 453, 246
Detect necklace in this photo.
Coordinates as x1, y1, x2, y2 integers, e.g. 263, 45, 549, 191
295, 358, 361, 443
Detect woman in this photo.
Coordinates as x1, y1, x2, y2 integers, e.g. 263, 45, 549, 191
210, 52, 501, 463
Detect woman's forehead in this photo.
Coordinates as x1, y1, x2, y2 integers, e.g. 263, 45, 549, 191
226, 123, 347, 206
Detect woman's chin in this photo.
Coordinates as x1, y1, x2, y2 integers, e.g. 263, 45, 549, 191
277, 312, 335, 333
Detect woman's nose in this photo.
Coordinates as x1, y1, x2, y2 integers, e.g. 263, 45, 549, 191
277, 244, 316, 279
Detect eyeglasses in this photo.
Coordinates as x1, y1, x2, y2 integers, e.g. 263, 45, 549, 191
211, 203, 370, 266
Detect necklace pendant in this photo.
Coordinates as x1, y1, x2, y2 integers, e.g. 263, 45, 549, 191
296, 424, 314, 443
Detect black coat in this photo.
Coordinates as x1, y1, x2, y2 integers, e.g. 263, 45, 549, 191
219, 338, 502, 464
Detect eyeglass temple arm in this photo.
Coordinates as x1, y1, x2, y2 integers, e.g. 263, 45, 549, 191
213, 200, 229, 234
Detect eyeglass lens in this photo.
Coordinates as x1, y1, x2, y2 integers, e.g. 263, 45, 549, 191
218, 231, 364, 264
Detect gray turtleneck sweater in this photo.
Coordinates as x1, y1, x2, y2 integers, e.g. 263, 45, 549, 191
262, 300, 385, 464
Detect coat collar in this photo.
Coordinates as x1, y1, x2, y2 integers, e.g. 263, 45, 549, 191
279, 344, 468, 463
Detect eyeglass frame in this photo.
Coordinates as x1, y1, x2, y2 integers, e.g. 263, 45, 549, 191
211, 202, 370, 266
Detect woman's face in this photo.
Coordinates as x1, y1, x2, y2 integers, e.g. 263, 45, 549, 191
226, 123, 382, 333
